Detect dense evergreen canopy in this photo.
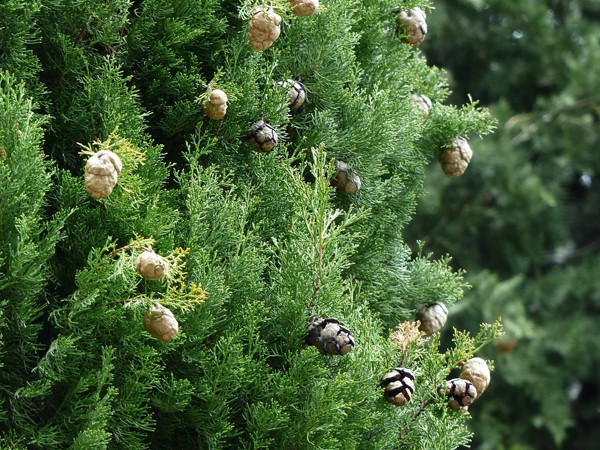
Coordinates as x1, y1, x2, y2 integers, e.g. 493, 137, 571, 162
0, 1, 508, 448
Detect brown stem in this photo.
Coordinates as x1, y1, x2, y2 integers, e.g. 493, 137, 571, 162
397, 349, 408, 368
308, 229, 324, 312
74, 25, 88, 45
107, 244, 153, 257
215, 118, 224, 134
400, 398, 434, 438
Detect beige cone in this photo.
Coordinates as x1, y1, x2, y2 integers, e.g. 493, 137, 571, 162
398, 7, 427, 47
203, 89, 228, 120
144, 303, 179, 341
84, 150, 122, 199
438, 137, 473, 177
460, 357, 491, 397
248, 6, 282, 51
289, 0, 319, 17
136, 251, 168, 280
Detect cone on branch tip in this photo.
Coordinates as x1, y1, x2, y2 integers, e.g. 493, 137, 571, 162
203, 89, 228, 120
331, 160, 361, 194
380, 367, 415, 406
412, 93, 432, 119
440, 378, 478, 411
289, 0, 319, 17
438, 137, 473, 177
144, 303, 179, 341
396, 7, 427, 47
248, 6, 282, 51
276, 79, 307, 113
460, 357, 491, 397
136, 250, 168, 280
306, 317, 355, 355
247, 120, 279, 152
84, 150, 122, 199
415, 302, 448, 336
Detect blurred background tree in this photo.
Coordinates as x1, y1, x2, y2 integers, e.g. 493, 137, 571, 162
406, 0, 600, 448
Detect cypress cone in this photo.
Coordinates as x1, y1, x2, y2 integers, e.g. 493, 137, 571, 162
84, 150, 122, 199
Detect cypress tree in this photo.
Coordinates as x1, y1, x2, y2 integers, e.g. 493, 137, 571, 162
0, 1, 499, 448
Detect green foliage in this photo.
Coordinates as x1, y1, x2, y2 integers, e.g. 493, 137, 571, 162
0, 0, 45, 101
370, 244, 468, 329
0, 71, 66, 436
0, 0, 500, 448
408, 1, 600, 448
125, 0, 228, 140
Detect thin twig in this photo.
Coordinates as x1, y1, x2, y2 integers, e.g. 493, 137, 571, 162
107, 244, 152, 258
399, 398, 434, 438
308, 230, 324, 311
74, 25, 88, 45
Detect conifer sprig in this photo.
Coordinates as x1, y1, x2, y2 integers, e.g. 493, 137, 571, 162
109, 236, 207, 312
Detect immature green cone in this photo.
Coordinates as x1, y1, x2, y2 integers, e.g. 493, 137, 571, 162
289, 0, 319, 17
438, 137, 473, 177
248, 6, 282, 51
203, 88, 228, 120
380, 367, 415, 406
460, 357, 491, 397
415, 301, 448, 336
84, 150, 122, 199
136, 250, 168, 280
306, 317, 355, 355
144, 303, 179, 341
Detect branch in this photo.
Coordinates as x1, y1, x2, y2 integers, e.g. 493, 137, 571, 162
309, 234, 324, 310
399, 397, 435, 438
107, 244, 153, 258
